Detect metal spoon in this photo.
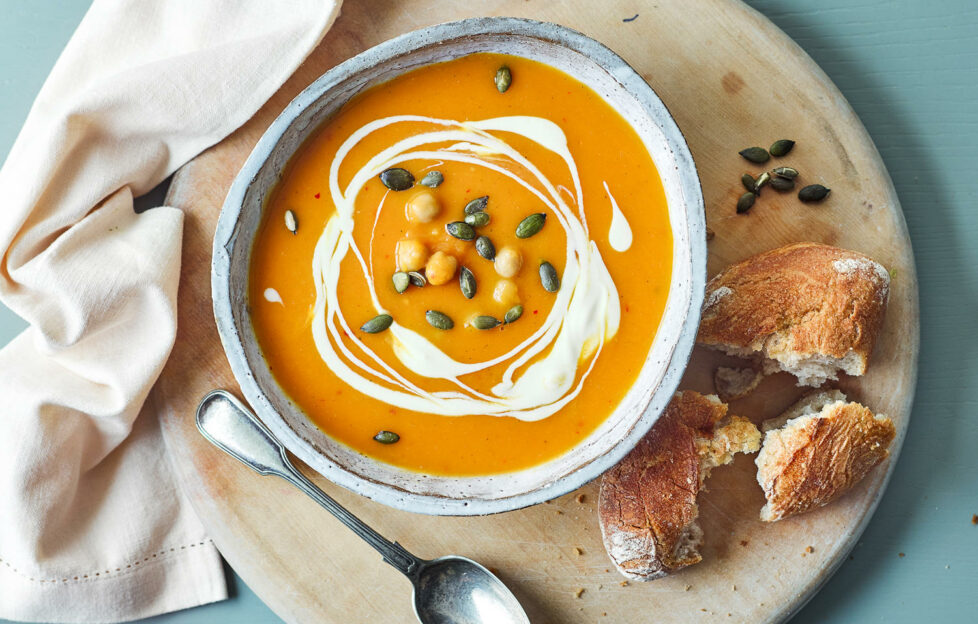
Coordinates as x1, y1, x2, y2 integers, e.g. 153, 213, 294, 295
196, 390, 530, 624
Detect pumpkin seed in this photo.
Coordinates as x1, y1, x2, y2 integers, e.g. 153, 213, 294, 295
754, 171, 772, 192
798, 184, 831, 202
426, 310, 454, 330
769, 139, 795, 157
741, 173, 756, 193
739, 147, 770, 164
464, 196, 489, 215
504, 304, 524, 324
379, 167, 414, 191
772, 166, 799, 179
419, 170, 444, 188
539, 261, 560, 292
373, 430, 400, 444
495, 66, 512, 93
465, 211, 490, 227
475, 235, 496, 261
736, 192, 756, 214
459, 267, 476, 299
770, 176, 795, 192
446, 221, 476, 241
471, 315, 501, 330
408, 271, 427, 287
284, 209, 297, 234
516, 213, 547, 238
360, 314, 393, 334
392, 272, 410, 294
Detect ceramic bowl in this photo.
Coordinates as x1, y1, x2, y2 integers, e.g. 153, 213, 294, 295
213, 17, 706, 515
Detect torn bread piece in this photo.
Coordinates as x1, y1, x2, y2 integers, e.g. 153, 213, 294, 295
714, 366, 764, 402
756, 390, 895, 522
598, 392, 761, 581
697, 242, 890, 387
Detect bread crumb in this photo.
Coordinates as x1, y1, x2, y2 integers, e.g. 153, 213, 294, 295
574, 547, 583, 556
602, 613, 607, 617
620, 580, 629, 587
555, 510, 563, 515
706, 226, 715, 241
899, 552, 905, 558
576, 493, 587, 504
684, 584, 691, 591
575, 587, 585, 598
732, 584, 737, 591
740, 540, 749, 547
972, 514, 977, 524
598, 584, 603, 590
604, 568, 609, 573
806, 546, 814, 554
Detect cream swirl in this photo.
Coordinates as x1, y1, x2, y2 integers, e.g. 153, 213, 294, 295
310, 115, 623, 421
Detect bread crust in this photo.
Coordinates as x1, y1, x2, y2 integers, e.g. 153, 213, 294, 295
697, 242, 889, 385
756, 395, 895, 522
598, 392, 759, 580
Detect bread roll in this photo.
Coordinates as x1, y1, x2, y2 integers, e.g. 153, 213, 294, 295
598, 392, 761, 580
697, 242, 889, 387
756, 390, 895, 522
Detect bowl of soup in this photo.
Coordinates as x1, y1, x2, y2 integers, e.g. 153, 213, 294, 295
213, 17, 706, 515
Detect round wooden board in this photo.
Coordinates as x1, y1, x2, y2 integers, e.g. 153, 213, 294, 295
151, 1, 919, 622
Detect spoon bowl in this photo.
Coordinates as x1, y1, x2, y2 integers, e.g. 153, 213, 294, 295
414, 556, 528, 624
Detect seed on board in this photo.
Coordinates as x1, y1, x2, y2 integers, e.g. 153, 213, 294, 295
539, 261, 560, 292
392, 271, 410, 294
379, 167, 415, 191
408, 271, 427, 287
739, 147, 770, 164
736, 192, 756, 214
419, 170, 444, 188
464, 195, 489, 215
516, 213, 547, 238
772, 166, 799, 179
360, 314, 393, 334
754, 171, 772, 192
741, 173, 756, 193
769, 139, 796, 157
770, 176, 795, 192
446, 221, 476, 241
471, 315, 501, 330
284, 209, 298, 234
426, 309, 454, 330
373, 430, 400, 444
504, 304, 524, 324
495, 66, 512, 93
475, 235, 496, 261
465, 211, 491, 227
459, 267, 477, 299
798, 184, 831, 202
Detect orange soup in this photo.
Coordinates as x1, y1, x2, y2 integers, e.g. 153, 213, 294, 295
249, 53, 672, 475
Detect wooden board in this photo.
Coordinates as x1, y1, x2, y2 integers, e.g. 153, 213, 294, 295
150, 1, 919, 622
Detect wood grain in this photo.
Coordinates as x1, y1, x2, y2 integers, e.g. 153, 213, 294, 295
150, 1, 919, 622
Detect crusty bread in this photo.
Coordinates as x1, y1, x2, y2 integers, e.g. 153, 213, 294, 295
697, 242, 890, 387
714, 366, 764, 402
598, 392, 761, 581
755, 390, 895, 522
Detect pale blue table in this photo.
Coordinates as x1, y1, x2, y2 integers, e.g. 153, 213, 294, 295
1, 1, 975, 622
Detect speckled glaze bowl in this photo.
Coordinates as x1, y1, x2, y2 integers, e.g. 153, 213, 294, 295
212, 17, 706, 516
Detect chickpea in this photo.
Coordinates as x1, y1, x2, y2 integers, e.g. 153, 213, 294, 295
493, 279, 519, 306
494, 246, 522, 278
396, 238, 429, 272
405, 190, 441, 223
425, 251, 458, 285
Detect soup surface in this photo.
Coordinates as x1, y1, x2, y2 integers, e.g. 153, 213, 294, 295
250, 53, 672, 475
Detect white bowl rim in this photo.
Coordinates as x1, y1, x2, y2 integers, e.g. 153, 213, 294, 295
212, 16, 706, 516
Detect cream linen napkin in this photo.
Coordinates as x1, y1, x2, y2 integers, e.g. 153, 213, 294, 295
0, 1, 340, 621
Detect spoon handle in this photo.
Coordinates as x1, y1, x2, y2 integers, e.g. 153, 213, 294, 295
195, 390, 423, 577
